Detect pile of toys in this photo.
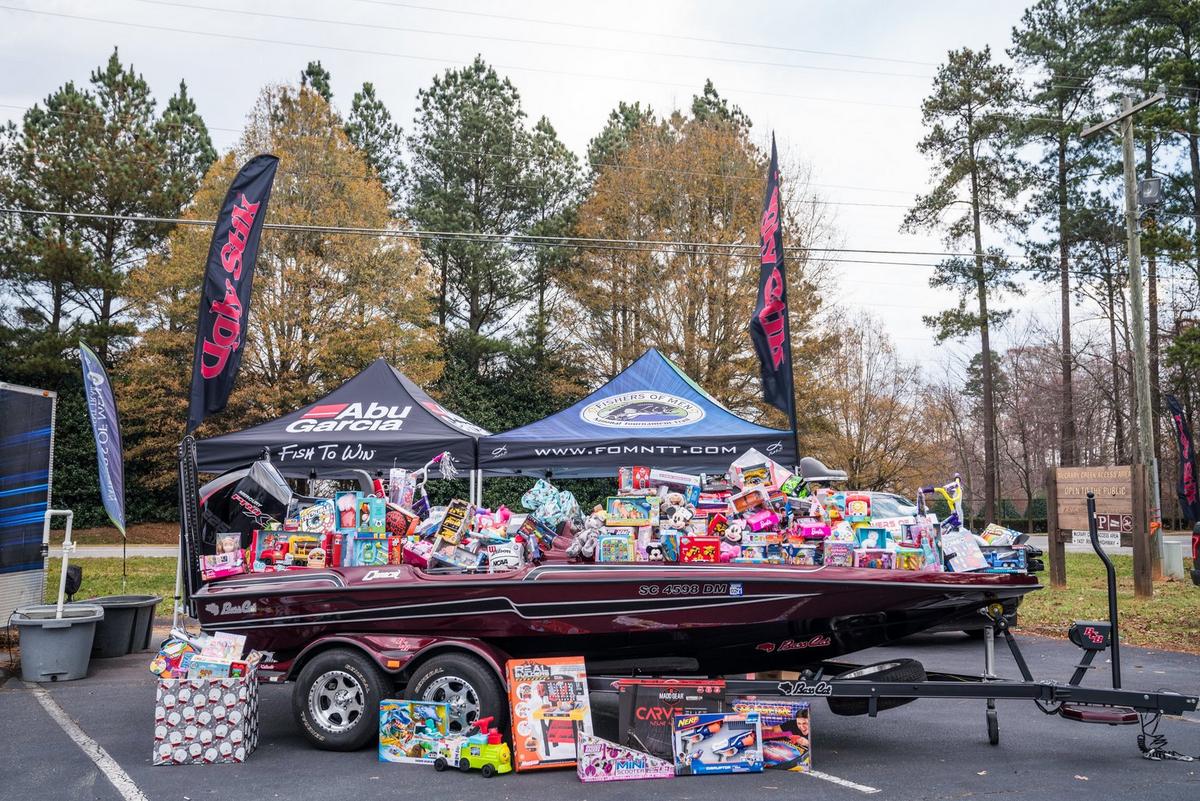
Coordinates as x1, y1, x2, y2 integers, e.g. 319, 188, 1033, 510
374, 655, 812, 782
563, 452, 1039, 575
201, 447, 1037, 581
149, 628, 261, 680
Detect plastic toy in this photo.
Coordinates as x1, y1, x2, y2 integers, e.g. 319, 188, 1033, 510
844, 492, 871, 523
576, 732, 674, 782
430, 717, 512, 777
672, 712, 763, 776
853, 548, 895, 569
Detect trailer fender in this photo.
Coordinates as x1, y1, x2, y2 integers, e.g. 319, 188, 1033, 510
286, 634, 509, 687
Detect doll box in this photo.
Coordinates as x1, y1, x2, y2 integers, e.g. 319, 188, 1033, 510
152, 668, 259, 765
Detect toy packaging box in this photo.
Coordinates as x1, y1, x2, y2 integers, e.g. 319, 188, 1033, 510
680, 535, 719, 563
616, 679, 725, 760
576, 732, 675, 782
672, 712, 762, 776
505, 656, 592, 771
334, 491, 360, 533
359, 496, 387, 535
379, 699, 450, 764
606, 495, 654, 525
152, 667, 259, 765
436, 498, 472, 545
728, 698, 811, 772
200, 551, 244, 581
853, 548, 895, 570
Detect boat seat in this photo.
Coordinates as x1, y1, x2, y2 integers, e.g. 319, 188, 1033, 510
798, 457, 848, 484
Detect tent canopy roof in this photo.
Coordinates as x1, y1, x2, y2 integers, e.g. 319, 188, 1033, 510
480, 349, 794, 478
195, 359, 487, 477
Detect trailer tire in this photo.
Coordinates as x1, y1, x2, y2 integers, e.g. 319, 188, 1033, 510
294, 647, 391, 751
827, 658, 926, 716
405, 652, 507, 736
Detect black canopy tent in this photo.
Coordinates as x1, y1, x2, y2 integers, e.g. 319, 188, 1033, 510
479, 349, 796, 479
194, 359, 488, 478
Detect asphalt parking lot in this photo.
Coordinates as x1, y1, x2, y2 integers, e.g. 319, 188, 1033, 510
1, 631, 1197, 801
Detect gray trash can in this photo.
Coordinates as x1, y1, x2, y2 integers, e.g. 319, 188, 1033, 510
90, 595, 163, 658
12, 603, 105, 682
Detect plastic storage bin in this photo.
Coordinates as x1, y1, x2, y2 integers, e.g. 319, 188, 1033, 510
12, 603, 104, 682
90, 595, 162, 658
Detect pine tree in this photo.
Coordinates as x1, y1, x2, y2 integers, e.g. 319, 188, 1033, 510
585, 101, 654, 179
345, 81, 405, 206
903, 47, 1027, 523
1009, 0, 1109, 468
690, 79, 751, 132
300, 60, 333, 101
406, 56, 579, 375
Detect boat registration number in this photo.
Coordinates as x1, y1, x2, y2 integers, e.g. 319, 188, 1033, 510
637, 583, 735, 596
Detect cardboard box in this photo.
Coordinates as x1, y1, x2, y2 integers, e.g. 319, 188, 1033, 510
576, 732, 675, 782
359, 496, 387, 535
152, 669, 259, 765
728, 698, 811, 772
679, 535, 719, 563
505, 657, 592, 771
616, 679, 725, 760
379, 699, 449, 764
853, 548, 895, 569
334, 491, 360, 533
672, 712, 762, 775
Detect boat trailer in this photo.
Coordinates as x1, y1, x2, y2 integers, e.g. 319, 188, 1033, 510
589, 494, 1198, 761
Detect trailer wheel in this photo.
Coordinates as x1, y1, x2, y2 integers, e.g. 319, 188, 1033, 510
405, 652, 507, 735
294, 647, 391, 750
987, 707, 999, 745
827, 658, 927, 716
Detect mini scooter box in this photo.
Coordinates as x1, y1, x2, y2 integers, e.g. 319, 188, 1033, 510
672, 712, 762, 776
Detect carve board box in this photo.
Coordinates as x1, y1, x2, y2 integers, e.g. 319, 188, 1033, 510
152, 668, 259, 765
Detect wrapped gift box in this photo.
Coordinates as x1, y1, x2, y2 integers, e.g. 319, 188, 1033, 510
153, 668, 259, 765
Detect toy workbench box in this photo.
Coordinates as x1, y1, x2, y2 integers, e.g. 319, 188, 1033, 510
152, 667, 259, 765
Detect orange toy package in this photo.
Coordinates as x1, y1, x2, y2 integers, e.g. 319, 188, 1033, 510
505, 656, 592, 771
680, 535, 719, 563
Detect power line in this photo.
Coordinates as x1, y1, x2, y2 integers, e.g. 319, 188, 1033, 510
0, 205, 978, 261
342, 0, 942, 68
131, 0, 935, 81
0, 4, 923, 112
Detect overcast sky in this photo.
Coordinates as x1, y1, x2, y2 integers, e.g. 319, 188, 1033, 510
1, 0, 1074, 365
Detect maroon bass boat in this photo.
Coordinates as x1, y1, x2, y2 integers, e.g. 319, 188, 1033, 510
179, 451, 1039, 751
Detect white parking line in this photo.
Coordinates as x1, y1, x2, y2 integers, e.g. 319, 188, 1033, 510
804, 768, 882, 794
26, 682, 150, 801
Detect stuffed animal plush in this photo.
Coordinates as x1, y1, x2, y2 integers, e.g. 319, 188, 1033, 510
665, 504, 694, 531
720, 519, 746, 562
566, 514, 605, 561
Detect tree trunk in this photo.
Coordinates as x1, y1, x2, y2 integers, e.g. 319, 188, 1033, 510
969, 158, 997, 524
1057, 126, 1076, 467
1107, 268, 1126, 463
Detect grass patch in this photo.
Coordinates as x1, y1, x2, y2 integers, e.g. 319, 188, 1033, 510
44, 557, 178, 615
1018, 553, 1198, 654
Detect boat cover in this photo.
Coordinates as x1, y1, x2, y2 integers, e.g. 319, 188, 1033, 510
480, 349, 795, 478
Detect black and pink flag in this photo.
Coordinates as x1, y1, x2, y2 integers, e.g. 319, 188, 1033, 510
1165, 394, 1200, 524
750, 135, 795, 421
187, 154, 278, 433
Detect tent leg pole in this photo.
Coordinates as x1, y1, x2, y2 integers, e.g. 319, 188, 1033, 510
171, 541, 183, 631
476, 470, 483, 507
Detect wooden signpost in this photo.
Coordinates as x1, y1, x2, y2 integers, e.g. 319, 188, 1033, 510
1045, 465, 1152, 598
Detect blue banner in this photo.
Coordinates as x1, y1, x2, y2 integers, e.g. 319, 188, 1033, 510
80, 342, 126, 536
0, 383, 54, 574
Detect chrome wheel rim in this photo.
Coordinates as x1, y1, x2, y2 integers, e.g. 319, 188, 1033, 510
309, 669, 365, 733
838, 661, 903, 680
420, 675, 479, 733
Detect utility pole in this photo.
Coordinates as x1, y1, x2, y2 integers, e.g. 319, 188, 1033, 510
1083, 93, 1165, 590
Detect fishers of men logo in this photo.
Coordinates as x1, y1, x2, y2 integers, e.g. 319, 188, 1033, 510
580, 391, 705, 428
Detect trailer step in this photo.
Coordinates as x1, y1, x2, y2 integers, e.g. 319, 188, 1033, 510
1059, 703, 1139, 725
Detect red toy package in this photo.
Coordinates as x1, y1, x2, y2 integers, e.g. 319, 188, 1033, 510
680, 535, 719, 563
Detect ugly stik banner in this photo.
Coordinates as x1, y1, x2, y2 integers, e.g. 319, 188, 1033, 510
187, 154, 279, 433
1165, 394, 1200, 525
79, 342, 125, 536
750, 134, 796, 420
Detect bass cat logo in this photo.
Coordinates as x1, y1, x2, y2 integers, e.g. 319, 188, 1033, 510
205, 600, 257, 617
580, 391, 705, 429
775, 679, 833, 697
